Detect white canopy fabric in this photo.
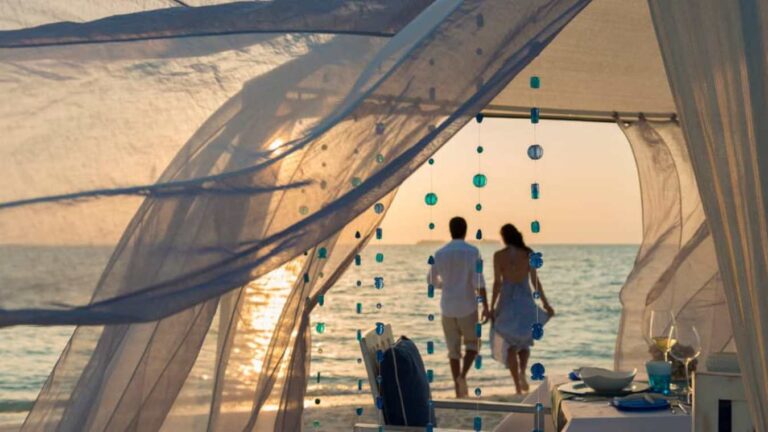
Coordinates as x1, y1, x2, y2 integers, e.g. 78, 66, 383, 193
486, 0, 676, 121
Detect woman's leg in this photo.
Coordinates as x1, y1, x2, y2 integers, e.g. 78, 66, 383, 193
518, 349, 530, 391
506, 347, 522, 394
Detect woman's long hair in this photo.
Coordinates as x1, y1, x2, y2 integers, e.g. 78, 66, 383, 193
500, 224, 532, 252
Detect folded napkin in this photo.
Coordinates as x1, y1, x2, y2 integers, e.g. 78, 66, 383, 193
611, 393, 669, 411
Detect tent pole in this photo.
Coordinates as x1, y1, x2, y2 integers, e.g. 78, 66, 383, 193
481, 105, 677, 123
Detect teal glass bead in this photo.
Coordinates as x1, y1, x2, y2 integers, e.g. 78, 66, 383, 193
355, 254, 362, 266
428, 284, 435, 298
427, 341, 434, 354
475, 203, 482, 211
315, 322, 325, 334
427, 369, 434, 383
374, 203, 385, 214
356, 303, 362, 314
475, 355, 482, 369
374, 277, 384, 289
476, 13, 484, 28
428, 222, 435, 230
351, 177, 362, 186
425, 192, 438, 206
375, 253, 384, 263
472, 173, 487, 188
475, 259, 483, 273
475, 229, 483, 240
528, 144, 543, 160
376, 228, 383, 240
475, 113, 484, 123
531, 183, 540, 199
428, 314, 435, 321
376, 153, 385, 164
358, 379, 363, 390
356, 329, 362, 341
428, 255, 435, 265
474, 416, 482, 431
530, 75, 540, 89
313, 420, 320, 428
317, 294, 324, 306
428, 158, 435, 165
303, 273, 310, 283
535, 402, 544, 412
299, 205, 309, 215
475, 323, 482, 337
533, 289, 541, 299
317, 372, 321, 383
376, 322, 385, 335
318, 247, 327, 259
356, 407, 363, 416
531, 220, 541, 233
476, 145, 484, 154
531, 107, 540, 124
475, 387, 482, 397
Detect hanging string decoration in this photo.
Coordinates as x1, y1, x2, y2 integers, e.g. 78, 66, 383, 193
472, 111, 486, 431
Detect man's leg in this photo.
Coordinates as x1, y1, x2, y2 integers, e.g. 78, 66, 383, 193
459, 311, 480, 379
442, 315, 462, 397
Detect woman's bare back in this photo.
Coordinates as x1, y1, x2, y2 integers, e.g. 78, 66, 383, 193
494, 246, 529, 284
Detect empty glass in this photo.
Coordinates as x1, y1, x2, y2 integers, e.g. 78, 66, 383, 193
669, 322, 702, 403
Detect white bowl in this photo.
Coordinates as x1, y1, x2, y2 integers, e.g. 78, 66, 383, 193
580, 367, 637, 393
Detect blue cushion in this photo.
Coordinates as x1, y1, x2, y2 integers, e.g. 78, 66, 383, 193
380, 337, 435, 426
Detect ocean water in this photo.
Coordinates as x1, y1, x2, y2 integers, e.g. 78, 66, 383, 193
0, 244, 637, 425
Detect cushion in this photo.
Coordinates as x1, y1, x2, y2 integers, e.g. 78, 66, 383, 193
380, 336, 435, 426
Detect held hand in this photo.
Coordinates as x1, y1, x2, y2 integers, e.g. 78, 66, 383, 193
481, 308, 491, 325
544, 304, 555, 317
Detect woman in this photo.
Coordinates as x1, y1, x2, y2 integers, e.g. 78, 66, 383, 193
490, 224, 555, 394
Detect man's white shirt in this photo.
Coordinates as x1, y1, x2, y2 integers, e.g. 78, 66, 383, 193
428, 239, 486, 318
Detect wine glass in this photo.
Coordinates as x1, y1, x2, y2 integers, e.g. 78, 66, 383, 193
669, 322, 701, 403
646, 310, 676, 361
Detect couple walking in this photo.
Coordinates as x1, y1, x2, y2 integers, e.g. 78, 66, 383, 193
428, 217, 555, 397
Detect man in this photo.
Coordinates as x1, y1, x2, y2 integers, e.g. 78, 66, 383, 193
428, 216, 490, 398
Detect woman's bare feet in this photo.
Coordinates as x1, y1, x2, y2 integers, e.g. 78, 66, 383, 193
520, 376, 530, 393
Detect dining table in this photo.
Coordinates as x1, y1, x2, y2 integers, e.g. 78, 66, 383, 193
547, 375, 692, 432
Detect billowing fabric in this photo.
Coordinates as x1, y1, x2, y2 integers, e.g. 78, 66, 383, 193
649, 0, 768, 428
613, 119, 732, 373
0, 0, 591, 431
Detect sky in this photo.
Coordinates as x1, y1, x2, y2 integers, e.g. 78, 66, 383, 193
379, 118, 642, 245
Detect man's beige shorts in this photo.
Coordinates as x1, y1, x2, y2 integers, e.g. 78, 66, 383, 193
441, 311, 479, 359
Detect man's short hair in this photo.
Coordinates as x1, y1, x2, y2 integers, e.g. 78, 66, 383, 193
449, 217, 468, 239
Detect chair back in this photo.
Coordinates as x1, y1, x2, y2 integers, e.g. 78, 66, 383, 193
359, 324, 394, 425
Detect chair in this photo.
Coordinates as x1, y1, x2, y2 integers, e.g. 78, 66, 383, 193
693, 353, 754, 432
353, 324, 550, 431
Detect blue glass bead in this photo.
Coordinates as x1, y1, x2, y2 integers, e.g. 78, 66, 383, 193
428, 255, 435, 265
535, 402, 544, 412
531, 183, 540, 199
530, 76, 541, 89
428, 87, 436, 101
375, 123, 385, 135
428, 222, 435, 230
374, 203, 385, 214
375, 253, 384, 263
315, 322, 325, 334
529, 252, 544, 269
377, 375, 383, 385
376, 350, 384, 363
530, 107, 540, 124
475, 323, 482, 338
318, 247, 328, 259
475, 229, 483, 240
476, 259, 483, 273
475, 355, 482, 369
427, 284, 435, 298
375, 322, 385, 335
527, 144, 543, 160
476, 113, 484, 123
376, 228, 383, 240
476, 13, 484, 28
356, 303, 362, 314
475, 387, 482, 397
355, 254, 362, 266
374, 277, 384, 289
531, 363, 545, 380
426, 423, 434, 432
531, 220, 541, 233
355, 231, 361, 239
376, 303, 382, 310
532, 323, 544, 340
533, 290, 541, 299
356, 280, 362, 287
356, 407, 363, 416
425, 192, 438, 206
317, 372, 321, 383
428, 158, 435, 165
317, 294, 324, 306
475, 203, 482, 211
476, 295, 484, 304
303, 273, 310, 283
427, 369, 434, 383
476, 146, 484, 154
358, 379, 363, 390
428, 314, 435, 321
474, 416, 482, 431
356, 329, 362, 341
472, 173, 487, 188
427, 341, 434, 354
376, 396, 383, 409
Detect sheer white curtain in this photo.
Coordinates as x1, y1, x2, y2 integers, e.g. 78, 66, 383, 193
614, 119, 732, 372
650, 0, 768, 428
1, 0, 592, 430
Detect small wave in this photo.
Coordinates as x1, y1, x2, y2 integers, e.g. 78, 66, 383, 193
0, 400, 34, 413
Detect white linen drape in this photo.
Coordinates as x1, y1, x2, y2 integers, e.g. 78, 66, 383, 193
649, 0, 768, 428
